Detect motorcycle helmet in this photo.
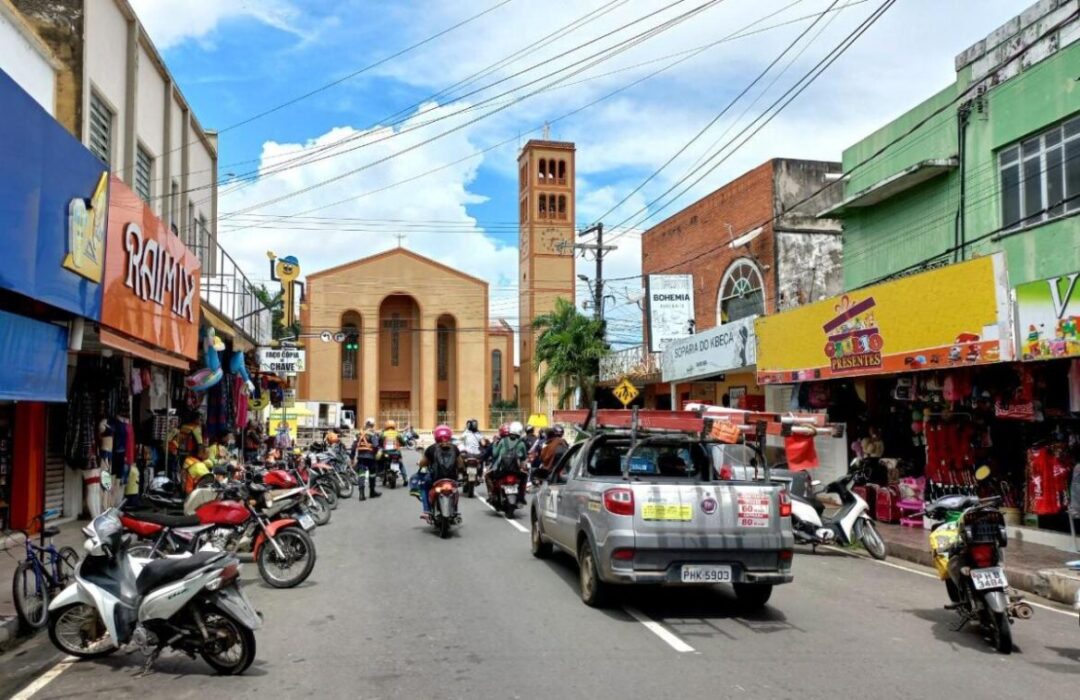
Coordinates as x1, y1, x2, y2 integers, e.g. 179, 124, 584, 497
498, 423, 510, 438
551, 424, 565, 438
509, 421, 524, 437
148, 475, 178, 499
434, 425, 453, 444
365, 417, 376, 428
326, 431, 339, 444
385, 419, 396, 430
466, 419, 478, 432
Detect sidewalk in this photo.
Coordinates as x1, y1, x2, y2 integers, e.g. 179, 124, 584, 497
0, 519, 87, 650
877, 522, 1080, 605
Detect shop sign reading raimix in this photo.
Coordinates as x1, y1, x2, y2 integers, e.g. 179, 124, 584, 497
755, 254, 1013, 384
1015, 271, 1080, 360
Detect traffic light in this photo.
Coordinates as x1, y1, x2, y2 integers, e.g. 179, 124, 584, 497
344, 332, 359, 352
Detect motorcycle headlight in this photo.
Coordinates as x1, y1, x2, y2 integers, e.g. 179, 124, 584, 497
264, 493, 273, 508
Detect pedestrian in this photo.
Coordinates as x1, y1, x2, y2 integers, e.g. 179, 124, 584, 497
243, 419, 261, 464
353, 418, 381, 500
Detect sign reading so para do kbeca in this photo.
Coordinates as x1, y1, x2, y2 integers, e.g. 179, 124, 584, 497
258, 347, 306, 374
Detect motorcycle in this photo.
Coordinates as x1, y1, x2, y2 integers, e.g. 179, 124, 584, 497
47, 509, 260, 675
926, 494, 1031, 654
121, 484, 317, 589
262, 466, 332, 525
460, 456, 481, 498
308, 444, 355, 499
382, 452, 403, 489
427, 476, 462, 539
789, 472, 887, 560
488, 470, 523, 518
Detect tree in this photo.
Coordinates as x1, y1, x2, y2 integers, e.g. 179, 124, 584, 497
253, 284, 300, 341
532, 297, 609, 409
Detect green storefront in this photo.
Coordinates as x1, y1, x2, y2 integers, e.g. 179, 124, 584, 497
823, 0, 1080, 291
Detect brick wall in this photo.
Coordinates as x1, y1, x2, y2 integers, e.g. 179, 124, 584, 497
641, 160, 777, 333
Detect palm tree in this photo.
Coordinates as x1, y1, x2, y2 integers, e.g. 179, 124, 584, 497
532, 298, 608, 408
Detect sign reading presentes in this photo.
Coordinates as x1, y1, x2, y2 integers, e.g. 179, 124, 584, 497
1016, 271, 1080, 360
257, 348, 307, 373
662, 316, 756, 383
102, 177, 201, 359
755, 255, 1013, 383
647, 274, 695, 352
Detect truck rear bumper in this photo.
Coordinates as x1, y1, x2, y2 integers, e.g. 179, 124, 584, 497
602, 567, 794, 586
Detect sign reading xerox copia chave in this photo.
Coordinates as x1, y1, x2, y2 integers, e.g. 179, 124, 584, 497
661, 316, 757, 384
258, 348, 307, 373
1016, 271, 1080, 361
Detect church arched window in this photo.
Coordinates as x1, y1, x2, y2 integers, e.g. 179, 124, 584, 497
491, 349, 503, 404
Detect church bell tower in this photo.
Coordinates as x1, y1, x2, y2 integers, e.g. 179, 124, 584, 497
518, 140, 576, 416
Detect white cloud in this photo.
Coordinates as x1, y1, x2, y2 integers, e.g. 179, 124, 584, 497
129, 0, 310, 50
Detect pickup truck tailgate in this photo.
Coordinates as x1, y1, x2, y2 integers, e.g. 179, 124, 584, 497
631, 483, 786, 552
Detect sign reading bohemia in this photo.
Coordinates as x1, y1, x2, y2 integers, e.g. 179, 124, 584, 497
647, 274, 695, 352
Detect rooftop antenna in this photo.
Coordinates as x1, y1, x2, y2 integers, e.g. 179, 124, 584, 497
542, 121, 550, 140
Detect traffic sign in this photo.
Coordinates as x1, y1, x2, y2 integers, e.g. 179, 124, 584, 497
613, 378, 640, 407
333, 331, 346, 343
320, 331, 332, 342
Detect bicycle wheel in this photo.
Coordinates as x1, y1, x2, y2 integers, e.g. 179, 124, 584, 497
13, 560, 49, 629
55, 547, 80, 588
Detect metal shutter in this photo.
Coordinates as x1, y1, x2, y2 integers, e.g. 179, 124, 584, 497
43, 456, 65, 521
88, 93, 112, 165
135, 146, 152, 202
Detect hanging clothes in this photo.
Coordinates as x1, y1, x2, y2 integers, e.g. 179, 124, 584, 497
1069, 359, 1080, 413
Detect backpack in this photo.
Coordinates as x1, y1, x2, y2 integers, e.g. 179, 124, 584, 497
432, 445, 458, 477
497, 438, 523, 473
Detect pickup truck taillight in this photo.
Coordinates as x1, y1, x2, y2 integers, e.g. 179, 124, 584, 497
779, 490, 792, 518
603, 488, 634, 516
718, 464, 734, 480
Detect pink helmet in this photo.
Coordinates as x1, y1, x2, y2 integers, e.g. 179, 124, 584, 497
498, 423, 510, 438
433, 425, 453, 444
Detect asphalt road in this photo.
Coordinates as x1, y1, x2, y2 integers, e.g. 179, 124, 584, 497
4, 453, 1080, 699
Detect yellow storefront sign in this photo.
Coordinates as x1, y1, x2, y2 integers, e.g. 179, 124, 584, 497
755, 255, 1012, 383
642, 503, 693, 521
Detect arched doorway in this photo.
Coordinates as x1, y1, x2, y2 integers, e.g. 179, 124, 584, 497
339, 311, 362, 418
436, 314, 457, 426
378, 294, 420, 427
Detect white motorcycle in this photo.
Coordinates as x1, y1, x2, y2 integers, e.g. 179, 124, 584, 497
47, 509, 261, 675
789, 473, 887, 560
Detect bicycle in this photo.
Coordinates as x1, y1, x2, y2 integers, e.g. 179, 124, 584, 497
7, 510, 79, 630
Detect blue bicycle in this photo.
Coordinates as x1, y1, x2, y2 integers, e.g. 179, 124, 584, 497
8, 510, 79, 630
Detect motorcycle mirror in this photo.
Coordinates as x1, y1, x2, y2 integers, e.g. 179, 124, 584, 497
975, 465, 991, 481
811, 480, 822, 487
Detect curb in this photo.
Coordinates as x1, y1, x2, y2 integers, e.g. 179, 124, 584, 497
0, 615, 18, 651
884, 537, 1080, 606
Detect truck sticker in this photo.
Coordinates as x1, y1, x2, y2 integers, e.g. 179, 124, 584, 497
642, 503, 692, 521
588, 500, 601, 512
737, 494, 771, 528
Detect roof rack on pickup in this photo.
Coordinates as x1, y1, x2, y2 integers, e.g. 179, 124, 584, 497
685, 403, 844, 440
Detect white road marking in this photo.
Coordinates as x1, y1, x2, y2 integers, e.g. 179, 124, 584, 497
475, 493, 529, 532
624, 606, 696, 653
821, 545, 1076, 618
11, 655, 76, 700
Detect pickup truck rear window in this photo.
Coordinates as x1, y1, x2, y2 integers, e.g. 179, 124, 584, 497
587, 441, 710, 479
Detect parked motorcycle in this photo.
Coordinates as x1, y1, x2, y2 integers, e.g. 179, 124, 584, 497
308, 443, 355, 499
428, 477, 462, 539
789, 472, 887, 560
262, 466, 332, 525
488, 471, 522, 518
121, 484, 317, 589
460, 457, 481, 498
47, 509, 260, 674
926, 494, 1031, 653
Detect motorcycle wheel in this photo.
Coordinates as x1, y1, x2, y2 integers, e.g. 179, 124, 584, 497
465, 483, 474, 498
199, 608, 257, 675
990, 609, 1013, 654
310, 497, 332, 526
503, 500, 516, 519
439, 517, 451, 539
257, 527, 317, 589
335, 473, 354, 499
127, 541, 162, 559
48, 603, 116, 658
858, 520, 887, 560
320, 482, 339, 509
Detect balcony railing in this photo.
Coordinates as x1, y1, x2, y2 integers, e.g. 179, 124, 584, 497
599, 345, 661, 383
191, 234, 273, 347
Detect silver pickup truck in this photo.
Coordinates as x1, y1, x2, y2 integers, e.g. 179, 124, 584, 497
530, 431, 794, 608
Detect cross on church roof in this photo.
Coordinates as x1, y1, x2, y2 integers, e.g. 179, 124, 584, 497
395, 234, 406, 248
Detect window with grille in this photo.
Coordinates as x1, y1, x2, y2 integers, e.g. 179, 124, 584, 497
88, 92, 112, 165
198, 215, 209, 262
135, 145, 152, 202
187, 201, 194, 247
717, 258, 765, 325
437, 327, 449, 381
170, 181, 180, 234
383, 313, 405, 367
999, 114, 1080, 231
491, 350, 502, 404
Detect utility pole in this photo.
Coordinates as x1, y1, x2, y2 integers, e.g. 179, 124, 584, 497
576, 222, 616, 322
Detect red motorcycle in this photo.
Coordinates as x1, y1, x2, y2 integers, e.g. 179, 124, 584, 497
120, 485, 316, 589
488, 472, 522, 519
259, 467, 332, 526
428, 478, 462, 539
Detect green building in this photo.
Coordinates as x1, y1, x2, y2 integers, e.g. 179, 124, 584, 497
824, 0, 1080, 290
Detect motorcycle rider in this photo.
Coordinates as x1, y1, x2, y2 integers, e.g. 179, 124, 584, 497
539, 425, 569, 477
416, 425, 462, 519
352, 418, 381, 500
461, 418, 483, 477
489, 421, 528, 506
379, 420, 407, 483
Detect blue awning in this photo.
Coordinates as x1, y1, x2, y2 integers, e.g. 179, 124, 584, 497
0, 309, 68, 402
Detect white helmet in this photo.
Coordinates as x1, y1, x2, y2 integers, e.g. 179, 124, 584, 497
509, 421, 524, 437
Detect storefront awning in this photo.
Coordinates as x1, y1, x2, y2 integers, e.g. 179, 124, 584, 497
755, 254, 1013, 384
0, 309, 68, 402
99, 329, 191, 371
818, 158, 958, 217
202, 305, 255, 353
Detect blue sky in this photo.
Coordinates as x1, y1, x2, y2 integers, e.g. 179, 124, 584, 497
131, 0, 1027, 346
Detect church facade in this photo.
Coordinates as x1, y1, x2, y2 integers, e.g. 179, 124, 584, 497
298, 248, 515, 430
